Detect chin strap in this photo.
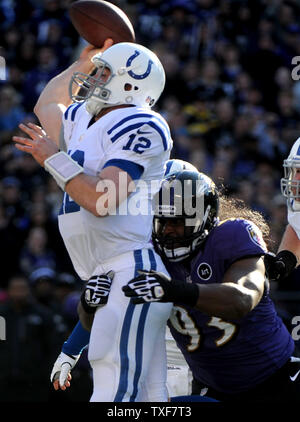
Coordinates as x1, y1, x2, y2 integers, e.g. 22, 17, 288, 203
85, 98, 107, 116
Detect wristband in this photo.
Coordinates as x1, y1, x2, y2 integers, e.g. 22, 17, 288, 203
169, 279, 199, 307
44, 151, 84, 191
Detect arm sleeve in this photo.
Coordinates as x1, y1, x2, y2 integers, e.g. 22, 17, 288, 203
62, 320, 90, 356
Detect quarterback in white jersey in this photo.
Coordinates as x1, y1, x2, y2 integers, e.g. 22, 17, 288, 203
59, 103, 172, 281
13, 40, 173, 402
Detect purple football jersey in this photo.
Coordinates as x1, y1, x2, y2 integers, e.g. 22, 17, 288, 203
166, 219, 294, 394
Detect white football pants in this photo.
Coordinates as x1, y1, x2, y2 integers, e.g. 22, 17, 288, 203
88, 248, 172, 402
165, 326, 192, 397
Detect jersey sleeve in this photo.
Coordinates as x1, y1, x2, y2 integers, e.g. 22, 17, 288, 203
102, 113, 173, 180
218, 219, 267, 267
61, 103, 84, 149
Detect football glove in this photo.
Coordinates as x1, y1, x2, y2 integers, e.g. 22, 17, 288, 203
122, 270, 199, 306
50, 351, 80, 388
264, 250, 297, 281
80, 270, 114, 314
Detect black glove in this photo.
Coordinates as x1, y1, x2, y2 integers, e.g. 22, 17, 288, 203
122, 270, 199, 306
264, 250, 297, 281
80, 270, 114, 314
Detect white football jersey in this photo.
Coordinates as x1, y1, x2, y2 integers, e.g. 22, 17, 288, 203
288, 208, 300, 239
58, 104, 173, 280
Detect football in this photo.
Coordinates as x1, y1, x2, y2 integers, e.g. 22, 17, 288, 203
69, 0, 136, 47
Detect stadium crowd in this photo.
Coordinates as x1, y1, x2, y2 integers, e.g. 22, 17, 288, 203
1, 0, 300, 401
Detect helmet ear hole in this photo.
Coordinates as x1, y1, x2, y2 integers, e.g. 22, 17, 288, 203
134, 86, 139, 90
124, 83, 132, 91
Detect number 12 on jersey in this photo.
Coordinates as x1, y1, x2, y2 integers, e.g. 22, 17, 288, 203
122, 133, 151, 154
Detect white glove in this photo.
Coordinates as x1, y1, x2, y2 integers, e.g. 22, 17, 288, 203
50, 351, 80, 388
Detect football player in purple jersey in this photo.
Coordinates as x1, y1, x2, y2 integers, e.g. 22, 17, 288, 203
123, 170, 300, 402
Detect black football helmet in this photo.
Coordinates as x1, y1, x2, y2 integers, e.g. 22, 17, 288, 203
152, 170, 219, 262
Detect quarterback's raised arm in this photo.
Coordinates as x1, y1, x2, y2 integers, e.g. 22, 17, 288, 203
34, 40, 113, 145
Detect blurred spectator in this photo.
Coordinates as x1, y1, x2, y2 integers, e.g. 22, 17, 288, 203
233, 179, 256, 208
19, 227, 56, 275
275, 66, 293, 92
210, 157, 232, 189
184, 98, 218, 148
45, 177, 64, 217
243, 32, 286, 110
54, 272, 77, 309
15, 34, 37, 72
188, 58, 227, 103
161, 0, 199, 60
21, 45, 62, 111
28, 267, 69, 344
276, 90, 300, 141
28, 0, 78, 49
158, 49, 186, 103
27, 266, 93, 402
207, 97, 235, 153
0, 274, 62, 402
268, 194, 288, 252
0, 85, 26, 143
134, 0, 164, 44
220, 44, 242, 84
1, 176, 29, 232
0, 201, 24, 288
29, 267, 58, 308
1, 25, 21, 64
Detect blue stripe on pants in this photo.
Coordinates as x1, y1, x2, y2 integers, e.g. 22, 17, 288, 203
129, 249, 158, 401
114, 250, 143, 402
114, 249, 157, 402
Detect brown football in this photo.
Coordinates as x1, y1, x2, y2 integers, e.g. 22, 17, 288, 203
69, 0, 136, 47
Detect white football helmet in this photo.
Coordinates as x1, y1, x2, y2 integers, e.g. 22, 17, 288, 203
281, 137, 300, 211
164, 159, 198, 177
69, 42, 166, 115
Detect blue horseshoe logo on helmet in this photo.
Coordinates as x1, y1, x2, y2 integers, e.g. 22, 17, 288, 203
126, 50, 153, 80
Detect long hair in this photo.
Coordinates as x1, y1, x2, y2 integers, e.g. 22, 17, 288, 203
218, 193, 270, 243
